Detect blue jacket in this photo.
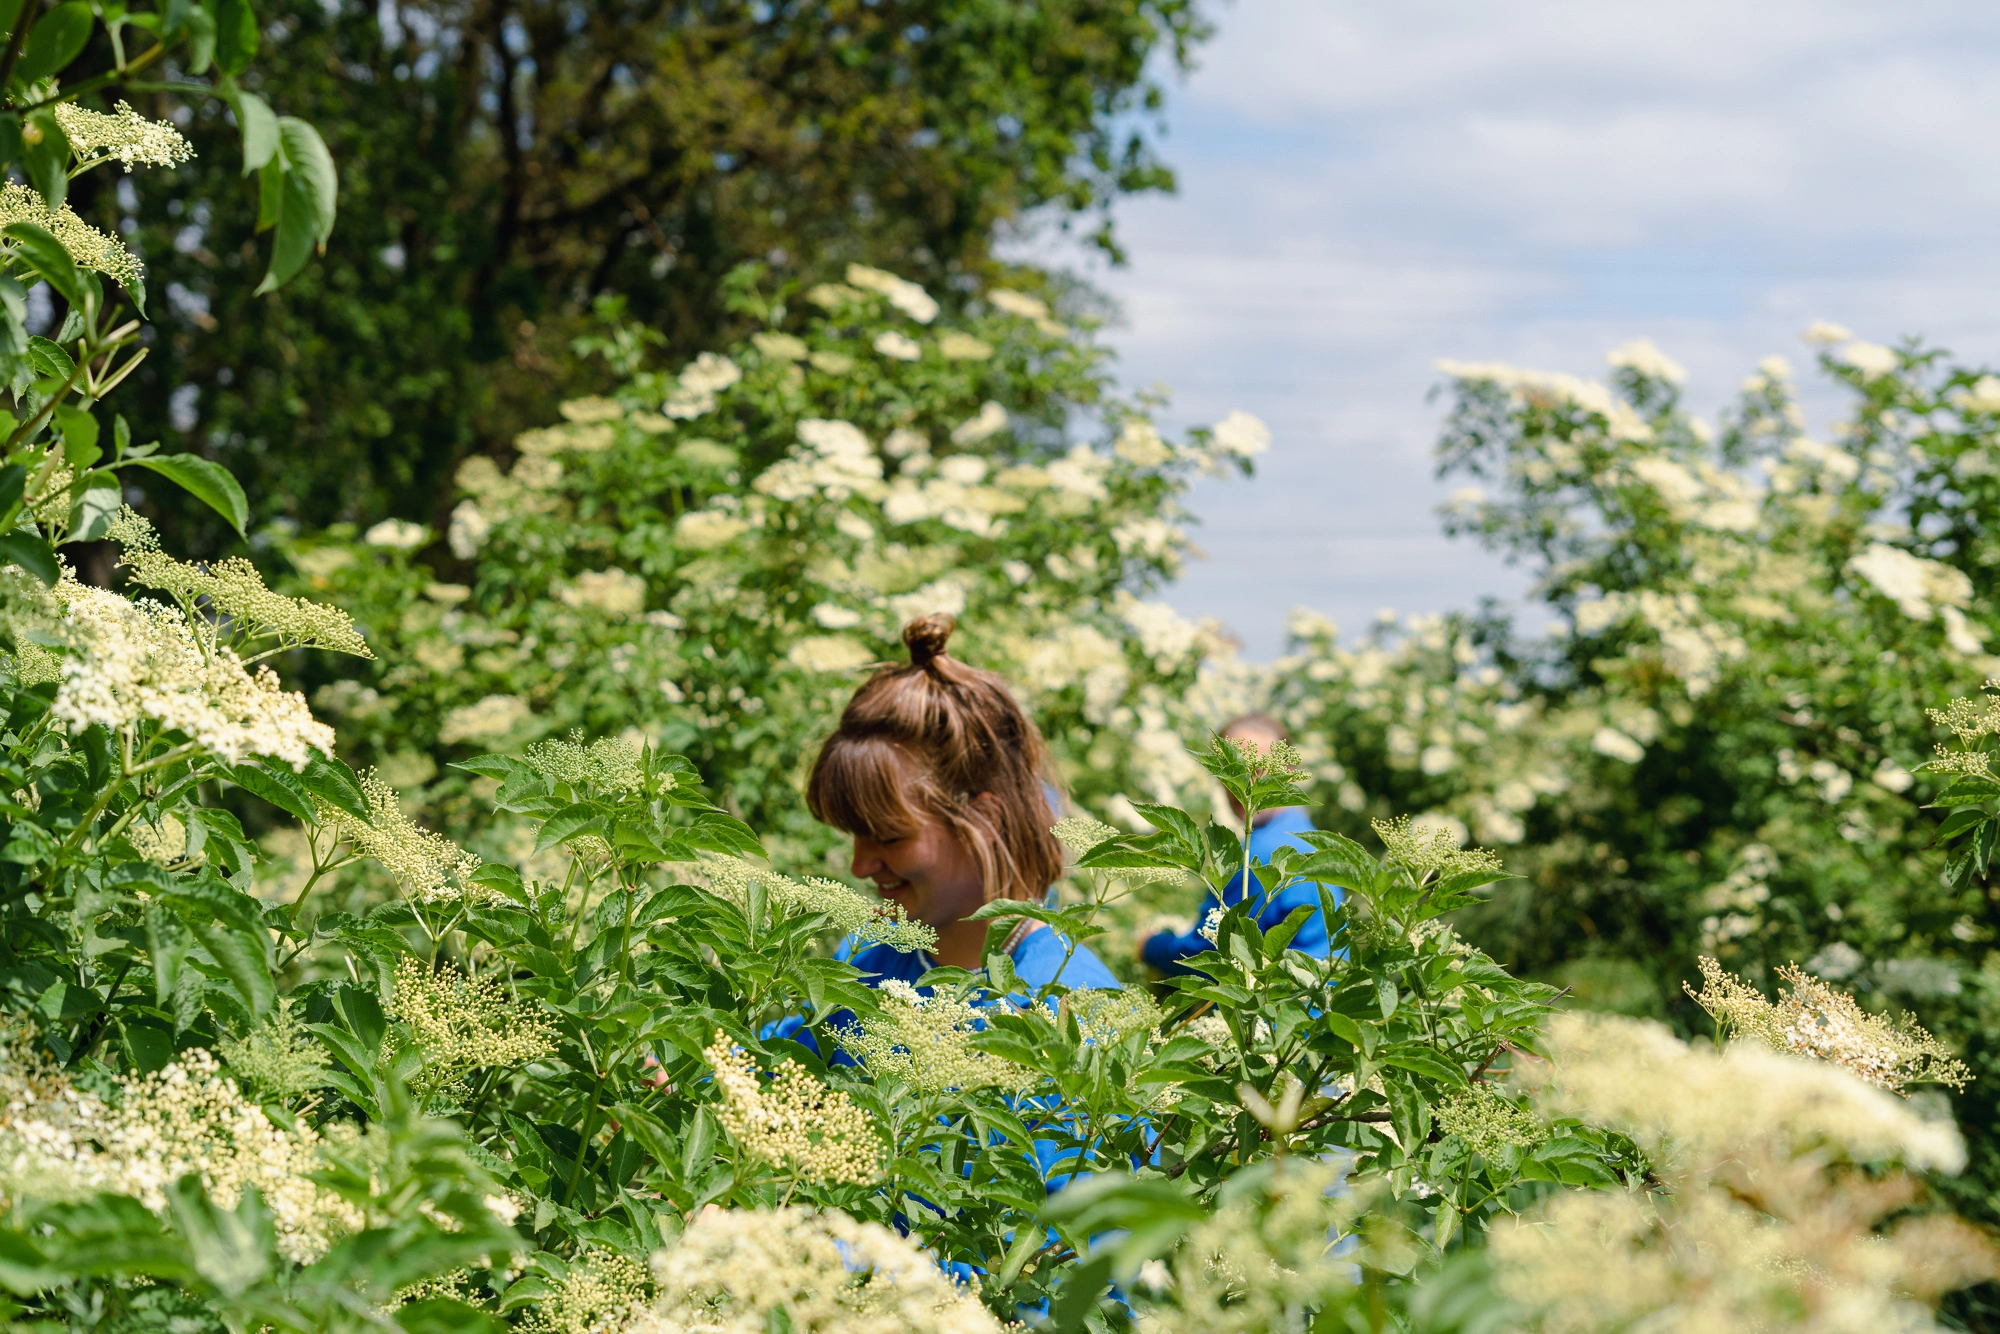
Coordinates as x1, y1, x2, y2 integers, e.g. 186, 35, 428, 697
765, 922, 1121, 1056
1141, 807, 1340, 976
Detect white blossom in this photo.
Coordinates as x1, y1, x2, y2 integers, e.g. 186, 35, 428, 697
987, 289, 1050, 320
438, 694, 534, 746
949, 401, 1008, 446
844, 264, 939, 323
679, 352, 742, 395
1046, 443, 1110, 501
51, 579, 335, 770
558, 568, 647, 616
1211, 410, 1271, 459
1591, 726, 1646, 764
811, 603, 863, 629
676, 509, 750, 549
938, 332, 992, 360
53, 100, 195, 171
1115, 418, 1172, 466
872, 331, 921, 361
936, 455, 988, 485
1606, 338, 1686, 386
364, 518, 429, 550
1848, 543, 1971, 620
1949, 375, 2000, 415
788, 636, 873, 674
1839, 340, 1900, 380
447, 500, 492, 558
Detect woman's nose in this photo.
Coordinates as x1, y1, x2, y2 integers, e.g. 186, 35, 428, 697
850, 839, 884, 878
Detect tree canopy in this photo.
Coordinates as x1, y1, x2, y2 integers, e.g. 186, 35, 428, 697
103, 0, 1208, 550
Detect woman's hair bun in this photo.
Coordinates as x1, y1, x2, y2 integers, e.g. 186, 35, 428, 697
902, 614, 956, 668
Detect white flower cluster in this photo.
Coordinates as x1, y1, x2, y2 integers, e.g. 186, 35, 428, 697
558, 567, 647, 616
1683, 955, 1969, 1093
113, 514, 371, 660
666, 353, 742, 419
392, 957, 557, 1093
51, 99, 195, 171
834, 979, 1034, 1094
701, 857, 935, 953
1849, 543, 1974, 621
51, 575, 336, 769
438, 693, 534, 746
632, 1205, 1003, 1334
0, 181, 142, 288
0, 1040, 363, 1264
845, 264, 939, 324
523, 730, 647, 793
1494, 1012, 1986, 1333
321, 769, 484, 901
703, 1035, 883, 1187
755, 419, 884, 503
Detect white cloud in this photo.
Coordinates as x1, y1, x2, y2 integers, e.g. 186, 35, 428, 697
1015, 1, 2000, 656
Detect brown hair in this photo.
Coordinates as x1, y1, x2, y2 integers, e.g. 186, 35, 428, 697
806, 614, 1064, 904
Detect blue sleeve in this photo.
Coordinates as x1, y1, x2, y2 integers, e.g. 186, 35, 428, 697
1144, 819, 1344, 973
1012, 930, 1121, 994
1141, 921, 1214, 976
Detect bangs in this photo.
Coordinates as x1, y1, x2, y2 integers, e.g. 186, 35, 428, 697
806, 734, 927, 841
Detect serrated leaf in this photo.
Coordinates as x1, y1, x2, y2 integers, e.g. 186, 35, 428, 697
0, 532, 56, 585
124, 453, 249, 536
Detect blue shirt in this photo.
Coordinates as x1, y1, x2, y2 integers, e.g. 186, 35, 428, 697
765, 920, 1121, 1056
1141, 807, 1340, 976
842, 922, 1122, 994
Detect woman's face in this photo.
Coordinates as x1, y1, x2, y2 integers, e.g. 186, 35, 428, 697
850, 816, 986, 930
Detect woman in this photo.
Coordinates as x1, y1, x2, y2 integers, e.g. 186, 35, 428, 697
802, 613, 1119, 995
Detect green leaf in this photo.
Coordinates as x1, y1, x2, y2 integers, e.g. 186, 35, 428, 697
181, 2, 215, 72
19, 109, 69, 209
535, 801, 606, 853
66, 474, 121, 541
56, 406, 99, 468
232, 89, 278, 173
253, 119, 338, 295
0, 463, 24, 516
26, 333, 73, 379
125, 453, 249, 536
297, 751, 371, 822
167, 881, 276, 1018
0, 1230, 56, 1295
225, 762, 317, 823
6, 221, 86, 313
210, 0, 256, 75
0, 532, 57, 586
14, 2, 94, 87
165, 1175, 272, 1297
396, 1297, 506, 1334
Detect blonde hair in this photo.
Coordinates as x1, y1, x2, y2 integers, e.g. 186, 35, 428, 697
806, 615, 1064, 905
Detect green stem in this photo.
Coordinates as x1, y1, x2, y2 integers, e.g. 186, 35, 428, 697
66, 955, 137, 1067
0, 0, 43, 94
2, 335, 93, 456
22, 36, 172, 108
563, 1061, 614, 1205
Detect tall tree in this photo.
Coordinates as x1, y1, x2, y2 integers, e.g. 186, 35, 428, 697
102, 0, 1208, 549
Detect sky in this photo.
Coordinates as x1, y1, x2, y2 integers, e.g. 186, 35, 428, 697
1025, 1, 2000, 658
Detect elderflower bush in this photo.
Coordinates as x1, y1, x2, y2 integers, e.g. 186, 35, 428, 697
1266, 333, 2000, 1257
283, 268, 1262, 866
0, 460, 1990, 1329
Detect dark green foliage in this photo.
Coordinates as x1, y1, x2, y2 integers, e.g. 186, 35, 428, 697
108, 0, 1211, 553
